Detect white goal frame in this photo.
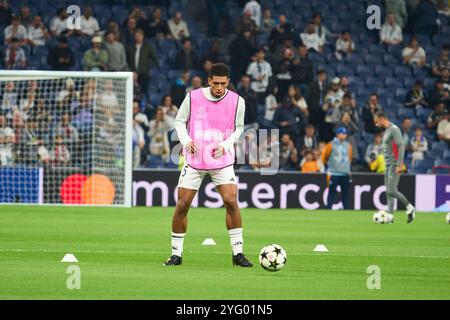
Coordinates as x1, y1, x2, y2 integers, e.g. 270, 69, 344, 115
0, 70, 133, 207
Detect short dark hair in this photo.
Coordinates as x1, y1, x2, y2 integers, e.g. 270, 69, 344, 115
375, 111, 389, 119
208, 63, 230, 78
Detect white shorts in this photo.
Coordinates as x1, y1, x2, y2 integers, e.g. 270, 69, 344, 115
177, 165, 237, 191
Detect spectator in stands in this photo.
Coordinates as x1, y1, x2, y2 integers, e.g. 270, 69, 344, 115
0, 81, 18, 118
128, 7, 149, 35
322, 127, 352, 209
380, 13, 403, 46
427, 102, 446, 132
273, 42, 295, 96
5, 37, 26, 70
0, 114, 15, 166
202, 41, 225, 64
147, 7, 169, 39
269, 15, 295, 50
322, 77, 343, 141
246, 48, 272, 103
289, 44, 314, 96
429, 80, 446, 108
50, 135, 70, 165
104, 31, 128, 71
200, 60, 213, 85
78, 6, 100, 38
432, 45, 449, 77
300, 22, 324, 53
440, 67, 450, 85
437, 110, 450, 145
405, 80, 429, 112
401, 117, 413, 152
175, 38, 200, 70
133, 101, 147, 168
336, 111, 359, 160
332, 93, 359, 124
298, 123, 318, 152
168, 11, 190, 41
288, 85, 309, 119
410, 127, 428, 166
56, 78, 80, 116
409, 0, 438, 35
229, 30, 256, 82
273, 97, 303, 139
18, 80, 37, 121
186, 76, 202, 93
102, 20, 121, 43
238, 75, 259, 131
402, 36, 426, 68
19, 5, 32, 28
307, 69, 328, 126
54, 113, 79, 154
158, 95, 178, 129
148, 107, 171, 163
243, 0, 262, 28
98, 80, 120, 116
279, 133, 299, 170
127, 29, 158, 95
236, 9, 259, 35
385, 0, 408, 29
83, 36, 109, 71
365, 133, 383, 167
300, 149, 321, 173
4, 15, 27, 46
170, 70, 190, 107
362, 94, 384, 134
261, 8, 276, 34
262, 84, 278, 129
0, 0, 12, 28
50, 8, 72, 37
121, 17, 138, 46
312, 13, 335, 45
47, 36, 75, 71
335, 31, 355, 61
27, 15, 50, 48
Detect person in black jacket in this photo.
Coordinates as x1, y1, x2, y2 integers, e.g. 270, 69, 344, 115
237, 75, 259, 131
175, 38, 200, 70
47, 36, 75, 71
289, 44, 314, 97
229, 30, 256, 83
307, 69, 328, 126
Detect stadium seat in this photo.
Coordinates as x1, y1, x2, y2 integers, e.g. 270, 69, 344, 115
398, 108, 416, 119
432, 142, 448, 152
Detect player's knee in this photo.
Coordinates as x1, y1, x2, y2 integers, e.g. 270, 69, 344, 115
176, 198, 191, 214
386, 188, 396, 198
223, 196, 238, 211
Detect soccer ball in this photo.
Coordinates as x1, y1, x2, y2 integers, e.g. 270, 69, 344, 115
259, 244, 287, 272
373, 210, 394, 224
446, 213, 450, 224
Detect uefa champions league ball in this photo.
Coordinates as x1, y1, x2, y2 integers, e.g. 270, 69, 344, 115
373, 210, 394, 224
259, 244, 287, 272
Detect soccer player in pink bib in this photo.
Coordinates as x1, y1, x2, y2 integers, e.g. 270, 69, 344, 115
164, 63, 253, 267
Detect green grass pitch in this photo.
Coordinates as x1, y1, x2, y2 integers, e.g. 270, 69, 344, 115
0, 206, 449, 300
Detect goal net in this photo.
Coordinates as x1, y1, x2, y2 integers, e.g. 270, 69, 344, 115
0, 71, 133, 207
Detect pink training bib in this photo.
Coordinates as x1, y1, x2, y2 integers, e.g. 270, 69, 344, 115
185, 88, 239, 170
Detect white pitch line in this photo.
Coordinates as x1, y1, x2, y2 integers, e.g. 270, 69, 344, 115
0, 249, 448, 260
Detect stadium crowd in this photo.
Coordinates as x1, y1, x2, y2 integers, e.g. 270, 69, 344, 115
0, 0, 449, 173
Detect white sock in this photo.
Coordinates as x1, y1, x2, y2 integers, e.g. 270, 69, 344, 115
171, 232, 185, 257
228, 228, 244, 256
406, 204, 415, 212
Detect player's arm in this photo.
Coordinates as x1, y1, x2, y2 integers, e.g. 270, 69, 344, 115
392, 127, 405, 174
174, 93, 197, 153
217, 96, 245, 155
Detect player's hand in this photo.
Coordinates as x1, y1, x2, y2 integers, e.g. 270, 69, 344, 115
212, 145, 225, 159
186, 141, 198, 154
396, 166, 402, 175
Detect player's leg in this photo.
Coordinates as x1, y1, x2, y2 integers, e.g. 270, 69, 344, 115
326, 175, 338, 209
164, 166, 204, 266
340, 175, 351, 210
212, 167, 253, 267
386, 166, 415, 223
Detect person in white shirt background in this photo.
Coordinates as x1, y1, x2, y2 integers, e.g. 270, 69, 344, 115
0, 115, 16, 166
50, 8, 72, 37
380, 13, 403, 46
301, 23, 324, 53
168, 11, 190, 40
246, 48, 272, 103
335, 31, 355, 60
27, 15, 50, 48
78, 6, 100, 37
402, 36, 426, 68
4, 15, 28, 46
243, 0, 262, 28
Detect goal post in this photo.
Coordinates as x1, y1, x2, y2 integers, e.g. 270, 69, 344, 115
0, 71, 133, 207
